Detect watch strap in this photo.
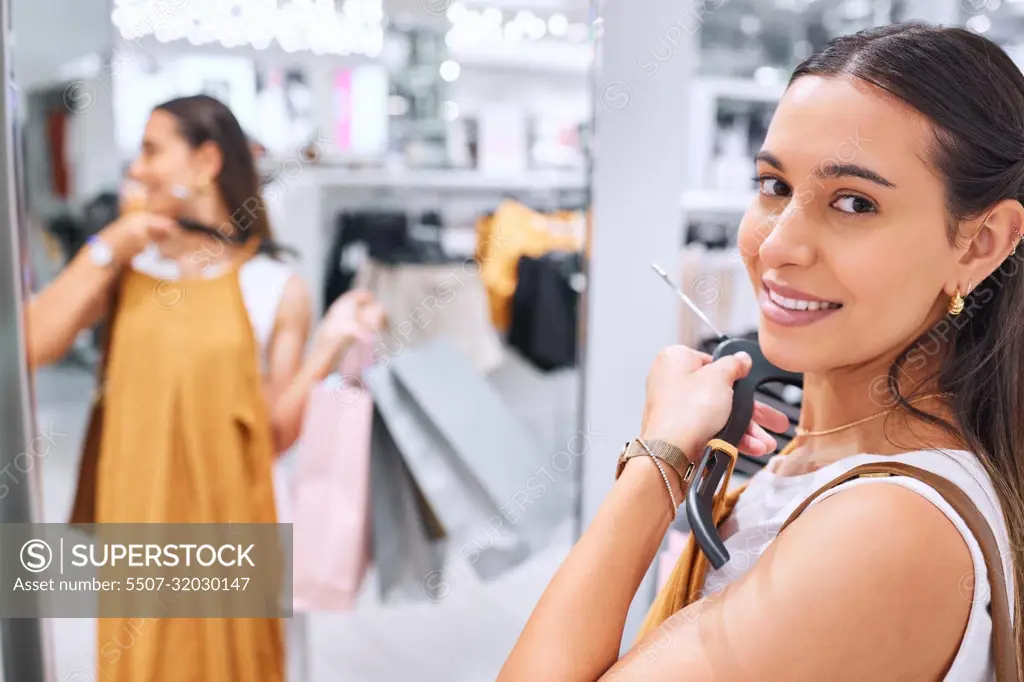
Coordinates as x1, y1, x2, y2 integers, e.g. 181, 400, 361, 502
616, 438, 693, 483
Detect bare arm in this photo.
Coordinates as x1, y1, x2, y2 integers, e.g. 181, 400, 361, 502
500, 458, 973, 682
264, 275, 347, 454
611, 481, 972, 681
498, 454, 683, 681
500, 345, 973, 681
26, 246, 117, 368
26, 212, 179, 368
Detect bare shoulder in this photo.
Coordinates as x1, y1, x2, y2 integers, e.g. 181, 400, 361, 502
620, 482, 973, 682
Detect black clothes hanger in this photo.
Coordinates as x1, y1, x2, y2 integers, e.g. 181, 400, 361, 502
685, 337, 803, 569
175, 217, 297, 258
176, 217, 246, 244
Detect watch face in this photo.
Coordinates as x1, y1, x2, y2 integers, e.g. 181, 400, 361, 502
87, 237, 113, 267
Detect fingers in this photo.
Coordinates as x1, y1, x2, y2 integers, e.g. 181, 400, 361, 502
739, 420, 778, 457
737, 433, 768, 457
359, 303, 387, 332
345, 289, 375, 304
702, 351, 752, 384
752, 400, 791, 434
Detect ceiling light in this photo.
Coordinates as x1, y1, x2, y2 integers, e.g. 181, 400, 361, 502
526, 16, 546, 40
482, 8, 502, 26
439, 60, 461, 82
111, 0, 384, 57
447, 1, 466, 23
514, 10, 534, 25
504, 22, 525, 42
548, 13, 568, 36
966, 14, 992, 33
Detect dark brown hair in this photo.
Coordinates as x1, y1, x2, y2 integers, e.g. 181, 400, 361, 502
793, 22, 1024, 668
154, 94, 289, 259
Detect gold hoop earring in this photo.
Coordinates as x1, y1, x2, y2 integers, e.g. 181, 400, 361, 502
949, 290, 965, 316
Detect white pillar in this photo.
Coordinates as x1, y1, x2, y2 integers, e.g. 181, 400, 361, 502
580, 0, 699, 648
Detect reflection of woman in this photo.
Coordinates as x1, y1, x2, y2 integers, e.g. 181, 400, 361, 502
27, 95, 381, 681
502, 24, 1021, 680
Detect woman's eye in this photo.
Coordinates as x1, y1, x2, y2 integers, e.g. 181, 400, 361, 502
756, 177, 791, 198
832, 195, 877, 214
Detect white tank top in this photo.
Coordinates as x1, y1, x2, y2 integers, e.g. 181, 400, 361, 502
701, 449, 1014, 681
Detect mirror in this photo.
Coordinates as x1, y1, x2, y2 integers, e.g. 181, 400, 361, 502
16, 0, 592, 679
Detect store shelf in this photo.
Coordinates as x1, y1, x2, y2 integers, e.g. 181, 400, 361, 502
290, 166, 587, 192
680, 189, 755, 215
694, 77, 786, 103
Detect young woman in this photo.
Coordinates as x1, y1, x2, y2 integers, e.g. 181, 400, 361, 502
500, 23, 1022, 681
27, 95, 382, 681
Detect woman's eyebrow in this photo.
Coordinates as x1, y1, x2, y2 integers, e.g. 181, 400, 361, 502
755, 150, 896, 188
818, 161, 896, 188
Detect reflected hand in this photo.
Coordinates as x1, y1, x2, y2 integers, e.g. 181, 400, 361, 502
640, 346, 790, 460
314, 290, 387, 356
99, 212, 179, 266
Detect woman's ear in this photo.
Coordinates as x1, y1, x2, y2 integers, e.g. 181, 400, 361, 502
950, 198, 1023, 294
192, 140, 224, 187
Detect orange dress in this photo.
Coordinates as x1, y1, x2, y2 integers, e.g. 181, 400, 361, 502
73, 254, 284, 681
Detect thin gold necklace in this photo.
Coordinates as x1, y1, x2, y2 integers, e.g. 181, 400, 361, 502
794, 392, 951, 438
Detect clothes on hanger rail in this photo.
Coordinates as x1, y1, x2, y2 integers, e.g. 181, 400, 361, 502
476, 200, 583, 334
508, 251, 581, 372
677, 243, 759, 350
354, 258, 505, 374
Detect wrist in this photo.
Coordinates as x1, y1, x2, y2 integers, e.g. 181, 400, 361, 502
98, 226, 135, 267
310, 333, 353, 372
638, 430, 705, 465
619, 456, 684, 517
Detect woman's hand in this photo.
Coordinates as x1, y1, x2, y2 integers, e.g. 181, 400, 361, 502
312, 290, 386, 360
99, 212, 179, 266
640, 345, 790, 460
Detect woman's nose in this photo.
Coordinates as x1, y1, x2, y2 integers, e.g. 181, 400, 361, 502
757, 199, 817, 270
126, 158, 144, 182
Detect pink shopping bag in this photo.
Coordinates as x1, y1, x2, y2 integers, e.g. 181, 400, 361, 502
292, 344, 374, 612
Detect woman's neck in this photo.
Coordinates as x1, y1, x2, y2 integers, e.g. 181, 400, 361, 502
780, 352, 962, 473
175, 195, 246, 276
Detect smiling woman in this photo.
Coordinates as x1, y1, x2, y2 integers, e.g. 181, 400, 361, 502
500, 22, 1023, 682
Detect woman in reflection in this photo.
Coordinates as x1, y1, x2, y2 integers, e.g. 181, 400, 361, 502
502, 24, 1021, 681
27, 94, 382, 681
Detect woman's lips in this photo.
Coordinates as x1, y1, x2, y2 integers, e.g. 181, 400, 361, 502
759, 283, 843, 327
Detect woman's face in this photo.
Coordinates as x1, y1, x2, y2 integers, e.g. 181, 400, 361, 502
737, 75, 955, 373
128, 110, 206, 219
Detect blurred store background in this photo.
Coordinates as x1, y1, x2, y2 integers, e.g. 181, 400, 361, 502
5, 0, 1018, 680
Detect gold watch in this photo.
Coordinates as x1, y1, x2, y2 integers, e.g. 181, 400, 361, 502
615, 438, 694, 483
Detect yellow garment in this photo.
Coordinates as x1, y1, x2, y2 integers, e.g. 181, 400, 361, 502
476, 200, 582, 333
638, 442, 796, 639
72, 255, 284, 681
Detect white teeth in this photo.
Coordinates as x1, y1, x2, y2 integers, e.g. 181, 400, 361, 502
768, 288, 839, 312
